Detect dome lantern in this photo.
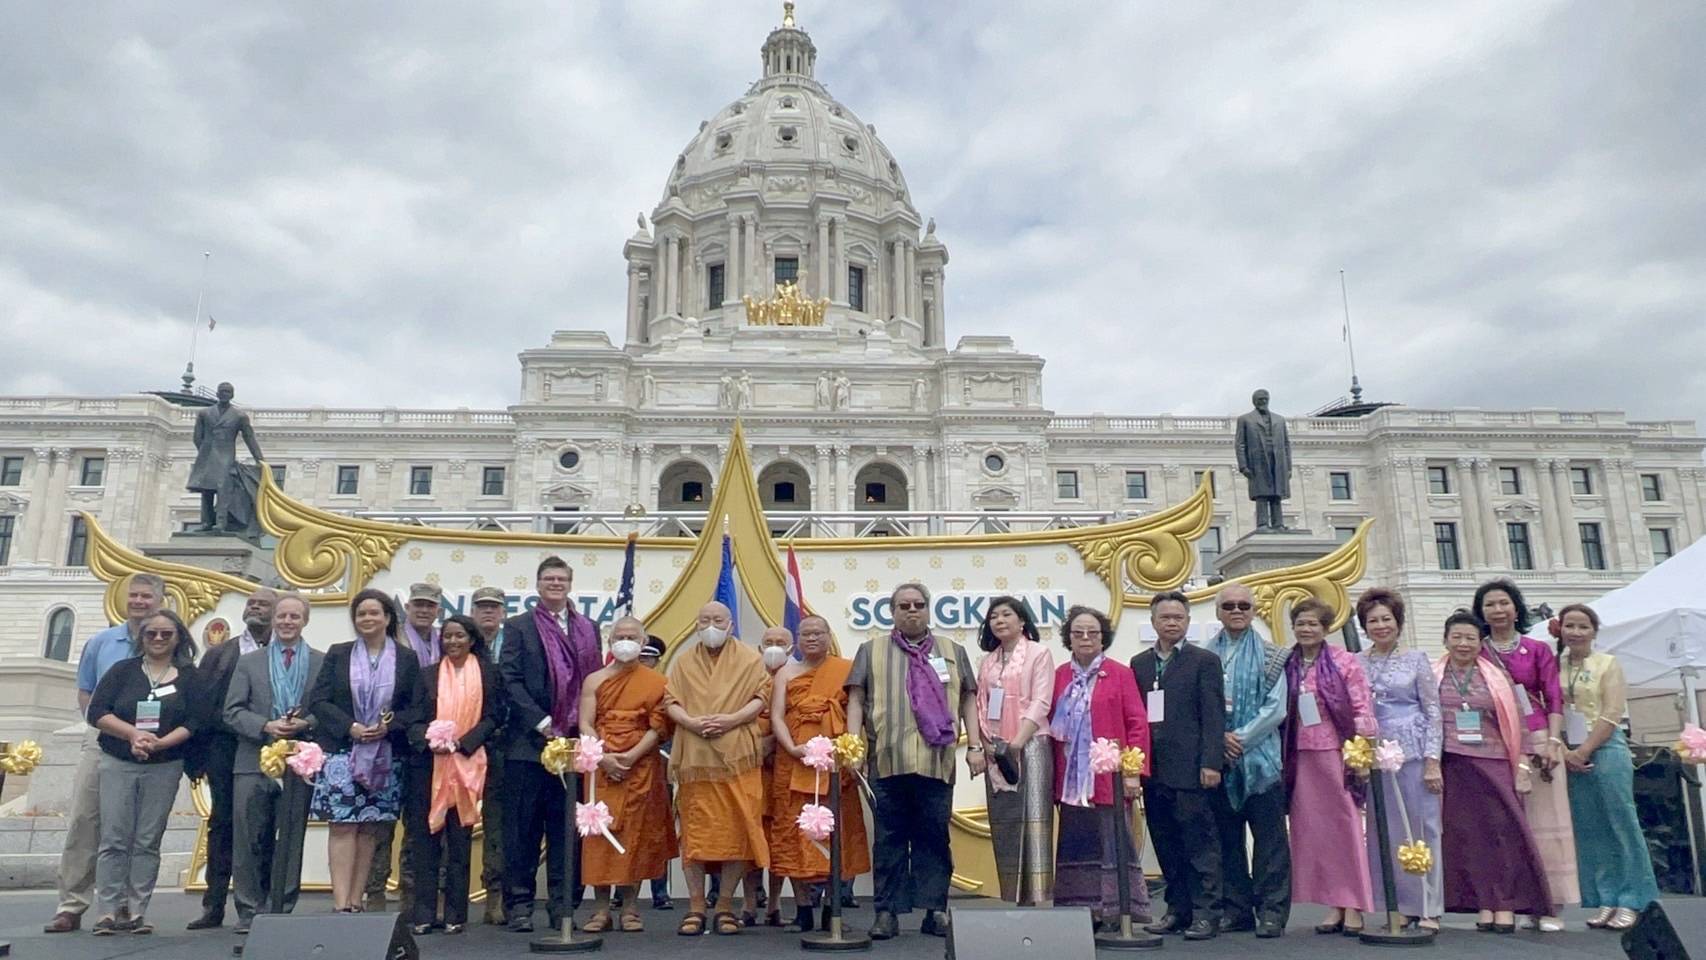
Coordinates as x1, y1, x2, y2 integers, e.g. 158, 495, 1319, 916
762, 2, 816, 80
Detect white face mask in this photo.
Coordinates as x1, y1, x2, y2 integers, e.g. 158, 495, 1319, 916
610, 639, 642, 663
762, 646, 791, 670
698, 625, 728, 649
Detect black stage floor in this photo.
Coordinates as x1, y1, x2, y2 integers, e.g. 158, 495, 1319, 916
0, 890, 1662, 959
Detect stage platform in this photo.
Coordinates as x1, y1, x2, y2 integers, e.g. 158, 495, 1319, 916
0, 890, 1661, 959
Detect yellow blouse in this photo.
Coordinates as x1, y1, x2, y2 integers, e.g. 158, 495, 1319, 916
1563, 650, 1626, 727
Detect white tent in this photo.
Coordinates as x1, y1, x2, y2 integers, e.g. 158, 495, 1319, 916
1590, 533, 1706, 703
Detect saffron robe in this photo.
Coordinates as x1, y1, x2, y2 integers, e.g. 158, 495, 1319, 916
580, 666, 678, 885
666, 640, 772, 865
771, 657, 872, 881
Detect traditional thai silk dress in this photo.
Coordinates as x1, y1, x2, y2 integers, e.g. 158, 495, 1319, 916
1284, 645, 1377, 912
975, 639, 1056, 904
1563, 651, 1660, 910
1358, 647, 1444, 918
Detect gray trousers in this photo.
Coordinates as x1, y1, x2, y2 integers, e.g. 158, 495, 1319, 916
95, 754, 183, 919
233, 772, 309, 919
56, 730, 104, 915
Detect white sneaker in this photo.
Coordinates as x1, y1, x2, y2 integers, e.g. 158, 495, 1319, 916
1537, 917, 1565, 933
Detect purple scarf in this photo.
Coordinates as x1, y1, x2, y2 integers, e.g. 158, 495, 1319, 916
536, 604, 587, 736
404, 621, 440, 667
1049, 654, 1105, 807
891, 628, 957, 748
350, 638, 397, 792
1283, 644, 1363, 803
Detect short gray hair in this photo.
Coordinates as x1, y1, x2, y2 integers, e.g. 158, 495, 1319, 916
890, 581, 931, 605
128, 573, 166, 600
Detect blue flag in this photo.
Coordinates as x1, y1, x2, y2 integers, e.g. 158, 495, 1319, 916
615, 532, 637, 615
714, 533, 740, 640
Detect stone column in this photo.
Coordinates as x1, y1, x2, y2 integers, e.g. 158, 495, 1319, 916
373, 459, 395, 511
1548, 460, 1583, 567
637, 443, 656, 511
445, 460, 467, 511
727, 217, 742, 301
1294, 464, 1314, 532
834, 444, 851, 513
944, 442, 967, 513
1534, 457, 1566, 569
891, 241, 906, 317
1454, 457, 1484, 570
916, 444, 934, 512
36, 447, 73, 563
597, 439, 624, 511
19, 446, 54, 561
625, 263, 643, 343
831, 217, 846, 302
1677, 467, 1706, 544
905, 241, 917, 320
747, 217, 762, 295
664, 234, 680, 316
1604, 458, 1650, 567
817, 217, 831, 299
1471, 458, 1502, 566
814, 444, 832, 513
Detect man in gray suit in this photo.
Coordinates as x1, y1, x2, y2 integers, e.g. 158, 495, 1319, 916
223, 593, 322, 934
1234, 389, 1294, 532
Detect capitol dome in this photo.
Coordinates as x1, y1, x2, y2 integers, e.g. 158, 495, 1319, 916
624, 4, 947, 352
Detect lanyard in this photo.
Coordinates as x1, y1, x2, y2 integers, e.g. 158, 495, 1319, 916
1154, 650, 1172, 684
1446, 663, 1476, 707
1565, 658, 1593, 706
142, 661, 172, 700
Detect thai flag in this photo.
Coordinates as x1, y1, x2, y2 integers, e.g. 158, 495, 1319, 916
615, 532, 637, 615
714, 533, 741, 640
783, 543, 807, 654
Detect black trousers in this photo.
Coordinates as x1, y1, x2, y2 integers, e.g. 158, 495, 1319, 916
1144, 781, 1221, 923
201, 735, 238, 916
404, 761, 473, 926
479, 753, 505, 898
502, 759, 575, 918
1211, 781, 1290, 925
871, 774, 953, 916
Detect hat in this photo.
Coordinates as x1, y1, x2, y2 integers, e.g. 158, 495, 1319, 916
408, 582, 443, 603
640, 636, 665, 658
470, 586, 506, 606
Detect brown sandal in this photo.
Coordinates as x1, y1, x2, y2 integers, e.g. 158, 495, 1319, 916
677, 912, 707, 936
715, 911, 743, 935
620, 911, 644, 933
582, 911, 612, 934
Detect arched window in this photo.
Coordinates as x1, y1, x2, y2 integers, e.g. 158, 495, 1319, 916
44, 607, 75, 662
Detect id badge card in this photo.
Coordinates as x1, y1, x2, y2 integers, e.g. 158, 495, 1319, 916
1297, 691, 1323, 727
929, 656, 950, 682
1565, 709, 1590, 746
1455, 708, 1483, 745
986, 686, 1005, 722
1147, 689, 1166, 723
135, 699, 162, 733
1512, 683, 1533, 718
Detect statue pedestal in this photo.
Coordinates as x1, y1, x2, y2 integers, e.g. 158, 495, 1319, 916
143, 534, 275, 583
1216, 529, 1336, 580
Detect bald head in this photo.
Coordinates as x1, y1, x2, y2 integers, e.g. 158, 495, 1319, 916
243, 586, 279, 637
760, 626, 793, 648
697, 601, 732, 629
611, 616, 646, 643
1217, 582, 1255, 632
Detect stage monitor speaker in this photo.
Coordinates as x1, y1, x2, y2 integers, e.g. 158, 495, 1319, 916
1623, 899, 1706, 960
948, 906, 1095, 959
243, 912, 418, 960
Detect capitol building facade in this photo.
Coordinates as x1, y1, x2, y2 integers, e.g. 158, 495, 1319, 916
2, 10, 1703, 711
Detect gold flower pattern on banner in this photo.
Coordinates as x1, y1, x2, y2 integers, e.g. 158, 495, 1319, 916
603, 578, 617, 591
800, 557, 815, 571
843, 557, 858, 570
865, 579, 880, 591
469, 575, 485, 587
408, 548, 423, 562
885, 556, 900, 569
495, 551, 509, 565
513, 576, 528, 589
582, 554, 598, 567
450, 549, 465, 563
821, 580, 837, 594
929, 556, 943, 569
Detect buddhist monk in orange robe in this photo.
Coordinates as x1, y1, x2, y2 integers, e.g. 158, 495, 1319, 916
741, 626, 796, 926
575, 616, 675, 933
664, 601, 772, 936
770, 614, 872, 931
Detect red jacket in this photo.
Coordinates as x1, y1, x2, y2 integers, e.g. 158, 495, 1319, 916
1050, 658, 1151, 806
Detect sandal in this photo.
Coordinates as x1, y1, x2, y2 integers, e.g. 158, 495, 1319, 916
1608, 909, 1638, 931
677, 912, 707, 936
582, 911, 612, 934
619, 912, 644, 933
1586, 907, 1615, 929
715, 911, 743, 935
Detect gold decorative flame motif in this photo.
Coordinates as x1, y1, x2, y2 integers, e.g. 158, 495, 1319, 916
257, 469, 408, 591
1063, 475, 1214, 595
1218, 520, 1374, 643
743, 281, 828, 326
84, 514, 264, 623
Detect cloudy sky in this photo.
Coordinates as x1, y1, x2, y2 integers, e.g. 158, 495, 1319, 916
4, 1, 1703, 423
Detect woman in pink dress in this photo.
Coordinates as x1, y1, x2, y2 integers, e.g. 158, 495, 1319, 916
1282, 597, 1377, 935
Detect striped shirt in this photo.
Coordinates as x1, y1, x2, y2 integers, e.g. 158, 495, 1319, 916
847, 633, 976, 783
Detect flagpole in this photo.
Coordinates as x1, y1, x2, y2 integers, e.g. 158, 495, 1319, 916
182, 251, 211, 393
1340, 269, 1363, 404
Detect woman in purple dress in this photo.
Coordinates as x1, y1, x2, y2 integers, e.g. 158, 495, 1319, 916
1354, 588, 1443, 930
1473, 579, 1579, 931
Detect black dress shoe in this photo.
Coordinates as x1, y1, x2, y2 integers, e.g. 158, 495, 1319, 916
1219, 915, 1256, 933
1255, 920, 1285, 938
841, 892, 859, 909
921, 910, 951, 938
869, 910, 899, 940
1185, 919, 1218, 940
1145, 913, 1189, 935
508, 914, 534, 933
186, 911, 224, 930
652, 894, 674, 911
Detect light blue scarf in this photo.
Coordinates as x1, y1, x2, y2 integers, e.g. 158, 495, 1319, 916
1216, 628, 1282, 809
268, 639, 309, 721
1050, 654, 1104, 807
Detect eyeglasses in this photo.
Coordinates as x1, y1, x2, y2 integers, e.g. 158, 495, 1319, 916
1220, 601, 1253, 612
141, 629, 176, 640
894, 601, 927, 611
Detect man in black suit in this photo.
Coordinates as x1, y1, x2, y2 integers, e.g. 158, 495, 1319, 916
498, 556, 603, 933
1131, 590, 1225, 940
187, 586, 277, 930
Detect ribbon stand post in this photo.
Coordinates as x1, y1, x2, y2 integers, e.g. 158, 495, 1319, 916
801, 766, 871, 952
532, 768, 600, 954
1358, 767, 1434, 947
0, 740, 30, 958
1093, 769, 1162, 951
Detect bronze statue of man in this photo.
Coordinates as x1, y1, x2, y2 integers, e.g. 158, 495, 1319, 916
188, 382, 264, 533
1234, 388, 1293, 532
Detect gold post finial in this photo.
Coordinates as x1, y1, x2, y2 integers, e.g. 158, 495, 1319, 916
782, 2, 796, 28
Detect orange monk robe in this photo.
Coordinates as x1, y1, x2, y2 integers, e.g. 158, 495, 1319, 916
771, 656, 871, 882
758, 708, 789, 857
580, 666, 678, 886
666, 640, 772, 865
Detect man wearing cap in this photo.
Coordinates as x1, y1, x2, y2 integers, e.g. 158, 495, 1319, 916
469, 586, 510, 924
366, 582, 444, 913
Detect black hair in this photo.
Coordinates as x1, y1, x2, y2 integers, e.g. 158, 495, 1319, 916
349, 588, 401, 639
537, 555, 572, 579
1471, 578, 1533, 633
439, 613, 487, 660
140, 608, 199, 667
1149, 590, 1191, 616
977, 595, 1041, 652
1442, 609, 1486, 640
1059, 605, 1116, 651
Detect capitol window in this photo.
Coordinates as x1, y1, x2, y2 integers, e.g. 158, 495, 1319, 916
482, 467, 507, 497
848, 265, 866, 311
1640, 473, 1663, 501
1507, 522, 1534, 571
80, 456, 105, 487
778, 125, 798, 144
1199, 527, 1224, 576
0, 514, 13, 565
1434, 523, 1461, 570
409, 466, 433, 496
559, 449, 581, 471
715, 131, 732, 152
841, 134, 858, 156
66, 516, 89, 566
774, 481, 796, 504
44, 607, 75, 662
1329, 471, 1353, 500
336, 465, 360, 495
0, 456, 21, 486
1056, 470, 1080, 499
774, 257, 799, 285
270, 464, 287, 487
708, 264, 725, 308
1193, 469, 1217, 498
682, 480, 705, 503
1580, 523, 1606, 570
1570, 466, 1594, 495
983, 452, 1006, 474
1652, 528, 1675, 563
1498, 466, 1522, 495
1427, 466, 1451, 495
1125, 470, 1148, 499
864, 482, 887, 505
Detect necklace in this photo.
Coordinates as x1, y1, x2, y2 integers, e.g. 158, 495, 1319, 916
1365, 647, 1401, 699
1491, 633, 1521, 655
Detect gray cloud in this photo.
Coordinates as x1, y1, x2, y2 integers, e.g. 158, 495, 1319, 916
4, 1, 1703, 425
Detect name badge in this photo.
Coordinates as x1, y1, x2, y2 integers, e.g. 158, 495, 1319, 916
1146, 689, 1165, 723
929, 656, 950, 683
1512, 683, 1533, 718
1297, 692, 1323, 727
1455, 708, 1482, 745
152, 683, 177, 699
986, 686, 1005, 722
135, 699, 162, 733
1565, 709, 1590, 747
1225, 695, 1235, 715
